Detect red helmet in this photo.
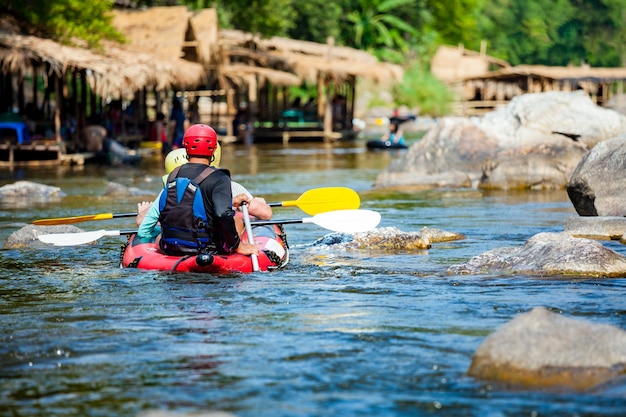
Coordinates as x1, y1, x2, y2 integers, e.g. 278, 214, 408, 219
183, 124, 217, 157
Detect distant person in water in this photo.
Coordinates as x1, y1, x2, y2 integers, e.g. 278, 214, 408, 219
381, 121, 404, 145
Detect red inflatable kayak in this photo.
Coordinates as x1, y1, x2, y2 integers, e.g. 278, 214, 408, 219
120, 224, 289, 273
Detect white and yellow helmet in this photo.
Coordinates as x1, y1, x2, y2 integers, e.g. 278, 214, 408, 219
164, 148, 188, 174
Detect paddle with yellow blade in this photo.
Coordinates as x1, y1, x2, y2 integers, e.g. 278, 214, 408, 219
266, 187, 359, 215
31, 187, 360, 226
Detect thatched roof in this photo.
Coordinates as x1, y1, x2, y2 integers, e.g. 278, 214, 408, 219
189, 8, 219, 65
1, 4, 401, 100
111, 7, 298, 87
464, 64, 626, 82
111, 8, 402, 89
431, 45, 509, 82
222, 64, 301, 87
111, 6, 189, 60
220, 29, 403, 86
112, 7, 218, 65
0, 24, 205, 98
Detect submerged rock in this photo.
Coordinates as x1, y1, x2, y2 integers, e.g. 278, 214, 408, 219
103, 181, 155, 197
468, 307, 626, 391
4, 224, 85, 248
0, 181, 63, 198
0, 181, 65, 208
312, 226, 464, 251
564, 216, 626, 240
448, 232, 626, 277
417, 226, 465, 243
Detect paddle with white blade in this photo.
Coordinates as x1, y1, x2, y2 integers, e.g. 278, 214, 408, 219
251, 209, 381, 233
37, 229, 138, 246
37, 209, 382, 246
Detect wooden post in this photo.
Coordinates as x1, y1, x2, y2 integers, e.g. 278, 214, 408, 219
247, 76, 258, 144
54, 74, 64, 153
226, 87, 234, 137
323, 36, 334, 140
323, 80, 333, 140
317, 76, 325, 121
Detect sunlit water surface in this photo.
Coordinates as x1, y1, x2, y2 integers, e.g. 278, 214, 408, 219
1, 137, 625, 416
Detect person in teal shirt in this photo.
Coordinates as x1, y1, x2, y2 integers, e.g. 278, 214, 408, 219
381, 121, 404, 145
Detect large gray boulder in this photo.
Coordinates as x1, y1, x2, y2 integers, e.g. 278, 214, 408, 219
566, 134, 626, 216
448, 232, 626, 277
374, 91, 626, 190
468, 307, 626, 391
374, 117, 495, 189
479, 142, 587, 190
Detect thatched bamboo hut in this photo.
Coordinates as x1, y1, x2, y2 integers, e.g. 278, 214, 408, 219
219, 29, 403, 142
431, 45, 626, 115
461, 65, 626, 104
430, 44, 509, 83
112, 7, 303, 138
0, 14, 205, 158
113, 6, 404, 142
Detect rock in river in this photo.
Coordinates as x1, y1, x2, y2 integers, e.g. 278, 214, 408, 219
4, 224, 86, 248
448, 232, 626, 277
468, 307, 626, 391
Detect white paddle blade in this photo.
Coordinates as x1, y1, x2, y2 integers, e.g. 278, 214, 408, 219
38, 230, 121, 246
306, 209, 381, 233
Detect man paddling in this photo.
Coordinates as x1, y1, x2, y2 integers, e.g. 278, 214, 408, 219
137, 146, 273, 236
138, 124, 258, 257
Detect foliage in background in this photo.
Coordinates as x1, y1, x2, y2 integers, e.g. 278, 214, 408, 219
1, 0, 123, 47
344, 0, 419, 53
476, 0, 626, 67
290, 0, 343, 42
5, 0, 626, 115
6, 0, 626, 67
392, 61, 452, 116
420, 0, 483, 47
214, 0, 297, 37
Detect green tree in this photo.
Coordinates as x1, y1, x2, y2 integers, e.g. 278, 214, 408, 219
476, 0, 575, 65
2, 0, 123, 47
568, 0, 626, 66
213, 0, 297, 37
475, 0, 626, 66
289, 0, 344, 43
344, 0, 420, 52
423, 0, 483, 46
393, 60, 452, 116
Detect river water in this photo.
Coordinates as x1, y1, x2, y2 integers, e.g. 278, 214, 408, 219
1, 137, 625, 417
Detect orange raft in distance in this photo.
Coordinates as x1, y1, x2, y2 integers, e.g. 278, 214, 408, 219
120, 224, 289, 273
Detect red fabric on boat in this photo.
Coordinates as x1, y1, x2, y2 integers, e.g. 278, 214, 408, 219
121, 225, 288, 273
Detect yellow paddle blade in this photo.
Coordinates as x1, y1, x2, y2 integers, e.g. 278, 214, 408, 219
32, 212, 137, 226
280, 187, 360, 215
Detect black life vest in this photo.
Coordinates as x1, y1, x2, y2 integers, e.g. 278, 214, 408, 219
158, 166, 216, 255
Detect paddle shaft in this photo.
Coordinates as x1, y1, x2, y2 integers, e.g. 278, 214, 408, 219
241, 204, 260, 271
33, 187, 359, 225
32, 212, 137, 225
